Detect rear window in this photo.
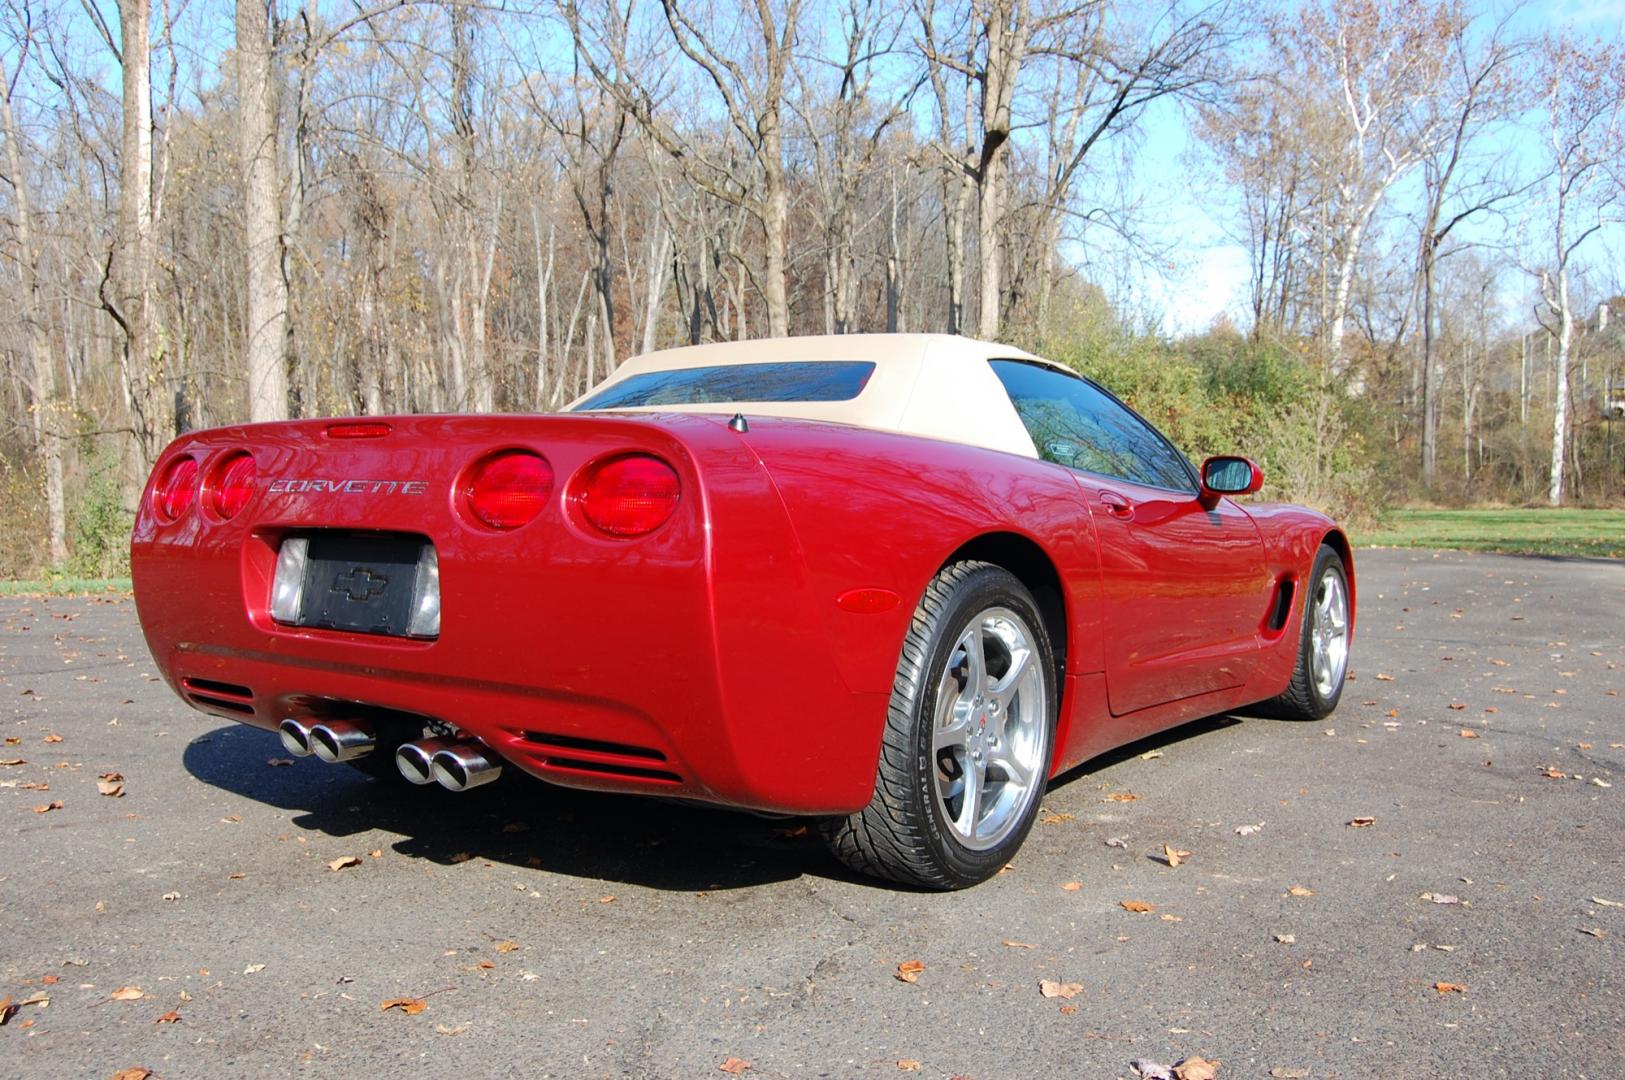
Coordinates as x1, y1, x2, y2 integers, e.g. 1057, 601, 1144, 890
574, 361, 876, 410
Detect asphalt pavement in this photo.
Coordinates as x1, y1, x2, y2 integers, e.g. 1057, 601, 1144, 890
1, 548, 1621, 1079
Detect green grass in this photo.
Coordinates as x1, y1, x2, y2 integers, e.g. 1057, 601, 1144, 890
1360, 508, 1625, 559
0, 576, 133, 596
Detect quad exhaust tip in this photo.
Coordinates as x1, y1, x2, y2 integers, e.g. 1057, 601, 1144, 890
395, 737, 456, 785
278, 718, 315, 758
309, 719, 377, 763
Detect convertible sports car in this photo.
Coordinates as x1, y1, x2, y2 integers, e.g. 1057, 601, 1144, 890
132, 333, 1353, 888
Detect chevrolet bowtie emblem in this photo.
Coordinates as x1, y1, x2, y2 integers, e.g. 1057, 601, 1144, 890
331, 567, 388, 602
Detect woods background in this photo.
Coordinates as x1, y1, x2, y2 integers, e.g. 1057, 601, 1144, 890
1, 0, 1622, 579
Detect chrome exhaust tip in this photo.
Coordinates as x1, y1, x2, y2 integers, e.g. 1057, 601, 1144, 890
309, 719, 377, 763
429, 743, 503, 792
278, 718, 315, 758
395, 737, 456, 785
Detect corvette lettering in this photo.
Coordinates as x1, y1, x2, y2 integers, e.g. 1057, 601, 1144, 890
268, 479, 429, 495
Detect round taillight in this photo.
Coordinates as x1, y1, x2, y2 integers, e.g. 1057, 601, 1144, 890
576, 454, 681, 538
151, 455, 199, 522
210, 452, 258, 519
464, 450, 554, 530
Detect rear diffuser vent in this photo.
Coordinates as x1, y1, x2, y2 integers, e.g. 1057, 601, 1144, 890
522, 732, 667, 761
182, 677, 255, 716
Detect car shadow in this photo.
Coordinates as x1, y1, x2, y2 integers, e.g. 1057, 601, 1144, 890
184, 711, 1253, 893
182, 724, 848, 893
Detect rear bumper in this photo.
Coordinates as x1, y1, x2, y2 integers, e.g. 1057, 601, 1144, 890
130, 415, 892, 815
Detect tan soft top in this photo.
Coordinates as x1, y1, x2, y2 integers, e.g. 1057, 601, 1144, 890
567, 333, 1067, 459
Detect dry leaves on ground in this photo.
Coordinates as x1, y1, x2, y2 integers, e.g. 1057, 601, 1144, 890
1002, 940, 1035, 949
380, 997, 427, 1015
31, 800, 63, 814
109, 1070, 153, 1080
1432, 982, 1467, 994
109, 987, 144, 1001
1038, 979, 1083, 999
895, 960, 925, 984
1162, 844, 1191, 867
1105, 792, 1141, 802
327, 856, 362, 872
1174, 1056, 1221, 1080
1420, 892, 1461, 905
1120, 900, 1155, 913
897, 1060, 922, 1071
43, 734, 62, 743
1347, 817, 1375, 828
1458, 729, 1480, 739
1287, 885, 1314, 897
154, 1011, 181, 1025
495, 940, 521, 953
97, 774, 125, 797
719, 1058, 751, 1075
1061, 881, 1083, 891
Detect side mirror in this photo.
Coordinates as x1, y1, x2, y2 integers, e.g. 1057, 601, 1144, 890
1199, 456, 1264, 503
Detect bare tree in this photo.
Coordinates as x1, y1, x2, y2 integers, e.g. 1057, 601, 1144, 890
237, 0, 290, 422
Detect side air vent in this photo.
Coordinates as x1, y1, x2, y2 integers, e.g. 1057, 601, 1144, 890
543, 757, 683, 784
1267, 579, 1296, 632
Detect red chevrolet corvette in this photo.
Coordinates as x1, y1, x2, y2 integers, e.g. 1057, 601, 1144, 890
132, 334, 1353, 888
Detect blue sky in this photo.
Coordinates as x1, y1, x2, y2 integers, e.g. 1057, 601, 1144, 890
1134, 0, 1625, 335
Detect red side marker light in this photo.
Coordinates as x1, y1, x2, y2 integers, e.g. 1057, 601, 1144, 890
836, 587, 901, 614
209, 452, 257, 519
465, 450, 554, 530
575, 454, 681, 538
151, 455, 199, 522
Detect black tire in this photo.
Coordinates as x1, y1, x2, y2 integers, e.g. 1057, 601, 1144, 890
823, 561, 1058, 889
1259, 544, 1350, 721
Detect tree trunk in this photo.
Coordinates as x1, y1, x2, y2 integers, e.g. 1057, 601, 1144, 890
1548, 271, 1573, 506
237, 0, 290, 422
0, 55, 67, 564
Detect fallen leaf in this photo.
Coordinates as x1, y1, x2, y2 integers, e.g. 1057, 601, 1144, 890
43, 734, 62, 743
0, 997, 14, 1026
1579, 927, 1606, 939
1593, 778, 1612, 788
110, 986, 145, 1001
1420, 892, 1460, 905
1270, 1069, 1311, 1079
1375, 673, 1394, 681
495, 940, 521, 953
897, 1060, 922, 1071
1140, 749, 1164, 760
1040, 812, 1075, 824
1540, 767, 1566, 779
327, 855, 362, 872
1347, 817, 1375, 828
1275, 934, 1296, 944
1061, 881, 1083, 891
266, 758, 295, 767
1162, 844, 1191, 867
242, 964, 265, 974
895, 960, 925, 984
1130, 1060, 1175, 1080
1174, 1055, 1221, 1080
1287, 885, 1314, 897
1160, 913, 1183, 922
1432, 982, 1467, 994
370, 849, 383, 858
436, 1023, 469, 1035
719, 1058, 751, 1076
1038, 979, 1083, 999
1105, 792, 1141, 802
1591, 897, 1623, 908
1002, 940, 1035, 949
110, 1071, 153, 1080
30, 800, 63, 813
154, 1010, 181, 1024
380, 997, 427, 1015
1105, 836, 1131, 848
98, 775, 125, 797
1120, 900, 1155, 913
1234, 823, 1263, 836
1447, 703, 1466, 710
1458, 729, 1480, 739
599, 894, 616, 903
0, 758, 24, 766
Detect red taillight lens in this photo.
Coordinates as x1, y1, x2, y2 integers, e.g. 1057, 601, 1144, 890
465, 450, 554, 530
326, 421, 392, 439
576, 454, 681, 537
151, 455, 199, 522
210, 452, 257, 519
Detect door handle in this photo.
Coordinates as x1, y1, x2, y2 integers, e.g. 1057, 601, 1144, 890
1099, 491, 1135, 520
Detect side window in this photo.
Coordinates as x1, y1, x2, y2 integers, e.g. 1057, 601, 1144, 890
989, 359, 1195, 491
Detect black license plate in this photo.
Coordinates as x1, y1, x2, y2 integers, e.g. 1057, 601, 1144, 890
296, 533, 429, 637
